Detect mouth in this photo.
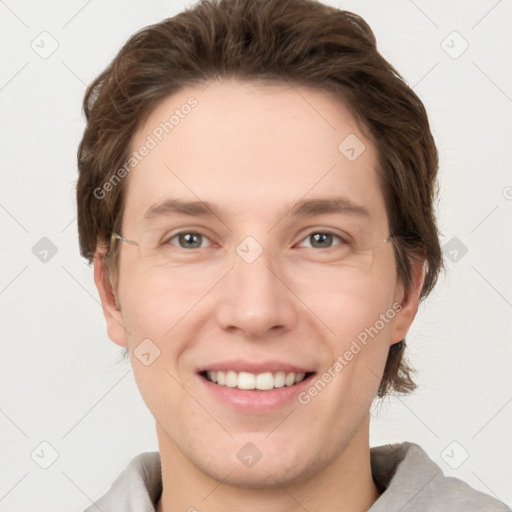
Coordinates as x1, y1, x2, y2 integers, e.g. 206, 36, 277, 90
196, 362, 317, 413
199, 370, 316, 391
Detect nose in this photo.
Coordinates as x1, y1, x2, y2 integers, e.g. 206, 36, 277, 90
214, 245, 299, 339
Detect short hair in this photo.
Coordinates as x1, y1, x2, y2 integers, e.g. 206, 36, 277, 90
76, 0, 444, 397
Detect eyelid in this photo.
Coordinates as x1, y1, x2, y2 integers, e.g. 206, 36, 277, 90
165, 230, 215, 248
295, 223, 354, 243
295, 230, 350, 249
159, 226, 215, 249
162, 227, 353, 250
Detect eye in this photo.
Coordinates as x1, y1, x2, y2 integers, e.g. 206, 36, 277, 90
297, 231, 347, 249
166, 232, 212, 249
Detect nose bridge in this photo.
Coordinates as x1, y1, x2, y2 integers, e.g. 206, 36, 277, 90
215, 239, 297, 336
233, 241, 277, 293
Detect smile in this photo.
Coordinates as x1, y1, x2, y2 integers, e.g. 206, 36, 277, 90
202, 370, 313, 390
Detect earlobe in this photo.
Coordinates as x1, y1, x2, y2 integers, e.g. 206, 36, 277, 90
93, 250, 128, 347
390, 259, 425, 345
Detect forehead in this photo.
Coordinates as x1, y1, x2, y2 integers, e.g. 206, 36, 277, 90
122, 79, 387, 230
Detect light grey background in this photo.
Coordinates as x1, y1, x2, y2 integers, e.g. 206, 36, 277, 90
1, 0, 511, 510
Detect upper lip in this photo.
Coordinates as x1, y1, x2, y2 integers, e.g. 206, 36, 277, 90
197, 360, 315, 374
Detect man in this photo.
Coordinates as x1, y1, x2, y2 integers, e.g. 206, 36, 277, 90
76, 0, 510, 510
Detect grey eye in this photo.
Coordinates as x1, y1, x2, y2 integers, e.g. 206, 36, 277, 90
309, 233, 334, 248
169, 232, 210, 249
298, 232, 344, 249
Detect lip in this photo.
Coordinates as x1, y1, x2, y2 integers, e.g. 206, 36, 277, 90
197, 359, 313, 374
197, 362, 316, 414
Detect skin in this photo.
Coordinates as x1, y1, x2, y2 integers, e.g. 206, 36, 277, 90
94, 79, 424, 511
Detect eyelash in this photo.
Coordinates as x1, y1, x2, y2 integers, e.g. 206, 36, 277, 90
163, 230, 350, 250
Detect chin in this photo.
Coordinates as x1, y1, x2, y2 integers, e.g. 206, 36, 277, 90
183, 437, 334, 491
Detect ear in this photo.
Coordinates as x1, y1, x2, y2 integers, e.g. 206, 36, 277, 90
389, 259, 425, 345
93, 248, 128, 347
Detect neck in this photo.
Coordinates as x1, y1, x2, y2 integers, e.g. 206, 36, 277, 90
156, 416, 379, 512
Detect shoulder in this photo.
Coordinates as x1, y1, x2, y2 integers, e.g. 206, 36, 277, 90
370, 442, 510, 511
83, 452, 162, 512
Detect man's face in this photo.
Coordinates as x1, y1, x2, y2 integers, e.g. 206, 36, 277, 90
100, 79, 416, 487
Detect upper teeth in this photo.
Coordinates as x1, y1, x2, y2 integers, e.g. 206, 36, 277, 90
206, 370, 307, 390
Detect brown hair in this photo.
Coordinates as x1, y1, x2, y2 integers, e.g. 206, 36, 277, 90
76, 0, 444, 397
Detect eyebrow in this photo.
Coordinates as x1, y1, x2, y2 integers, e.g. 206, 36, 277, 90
290, 197, 370, 218
142, 197, 371, 221
143, 199, 219, 220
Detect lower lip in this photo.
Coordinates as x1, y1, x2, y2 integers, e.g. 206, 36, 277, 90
198, 373, 315, 414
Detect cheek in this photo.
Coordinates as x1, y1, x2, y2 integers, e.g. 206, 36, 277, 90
293, 265, 397, 334
119, 275, 191, 410
119, 269, 197, 343
118, 270, 207, 406
306, 272, 397, 395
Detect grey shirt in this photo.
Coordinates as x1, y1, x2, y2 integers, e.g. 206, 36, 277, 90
84, 442, 510, 511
